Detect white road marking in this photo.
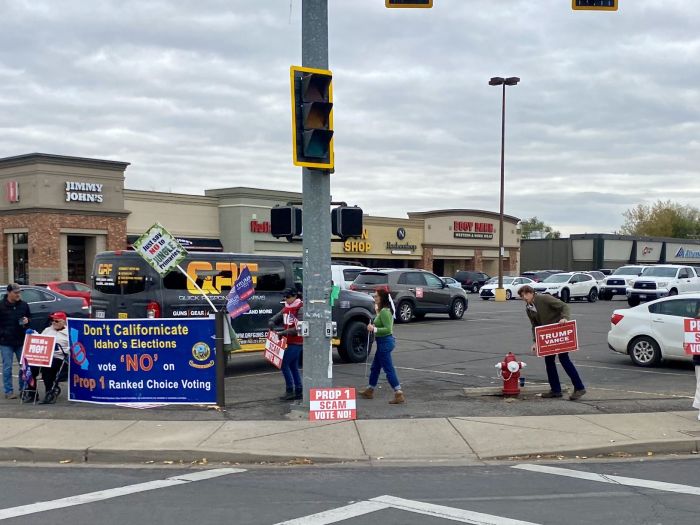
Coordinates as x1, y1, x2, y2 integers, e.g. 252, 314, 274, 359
396, 366, 467, 376
513, 464, 700, 496
0, 468, 245, 521
576, 363, 692, 377
275, 494, 541, 525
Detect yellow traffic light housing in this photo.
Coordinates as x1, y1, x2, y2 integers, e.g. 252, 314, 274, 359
290, 65, 334, 170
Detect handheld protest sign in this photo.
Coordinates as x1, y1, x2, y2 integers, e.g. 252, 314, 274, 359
535, 320, 578, 357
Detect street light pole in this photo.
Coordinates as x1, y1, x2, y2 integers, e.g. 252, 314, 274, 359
489, 76, 519, 301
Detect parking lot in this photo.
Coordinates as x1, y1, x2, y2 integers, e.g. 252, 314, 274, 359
3, 294, 695, 422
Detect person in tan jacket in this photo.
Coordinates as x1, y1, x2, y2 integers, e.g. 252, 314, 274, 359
518, 285, 586, 400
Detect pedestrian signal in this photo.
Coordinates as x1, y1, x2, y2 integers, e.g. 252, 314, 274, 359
332, 206, 363, 239
290, 65, 334, 170
271, 206, 302, 239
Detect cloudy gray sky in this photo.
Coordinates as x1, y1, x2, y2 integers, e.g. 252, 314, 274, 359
1, 0, 698, 235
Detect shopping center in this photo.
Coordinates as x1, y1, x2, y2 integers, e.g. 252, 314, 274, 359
0, 153, 522, 284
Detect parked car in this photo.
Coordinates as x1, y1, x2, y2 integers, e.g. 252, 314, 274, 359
331, 264, 370, 290
0, 284, 89, 332
607, 293, 699, 367
626, 264, 700, 306
520, 270, 553, 283
532, 272, 599, 303
453, 270, 491, 293
351, 269, 468, 323
585, 271, 606, 289
440, 277, 463, 289
599, 265, 647, 301
36, 280, 93, 307
479, 276, 535, 300
597, 269, 614, 276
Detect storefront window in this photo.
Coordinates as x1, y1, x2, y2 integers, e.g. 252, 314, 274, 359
12, 233, 28, 284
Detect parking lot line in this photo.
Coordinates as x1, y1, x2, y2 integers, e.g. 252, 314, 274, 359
576, 364, 692, 377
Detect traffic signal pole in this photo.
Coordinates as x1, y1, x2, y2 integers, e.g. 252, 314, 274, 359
301, 0, 333, 402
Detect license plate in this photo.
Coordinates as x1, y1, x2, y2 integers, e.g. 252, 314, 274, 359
95, 310, 105, 319
638, 294, 647, 299
613, 289, 622, 294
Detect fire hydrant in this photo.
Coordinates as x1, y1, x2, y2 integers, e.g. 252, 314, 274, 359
495, 352, 526, 397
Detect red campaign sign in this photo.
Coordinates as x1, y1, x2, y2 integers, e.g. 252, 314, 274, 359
21, 334, 56, 367
683, 318, 700, 355
415, 287, 424, 299
264, 330, 287, 369
309, 388, 357, 421
535, 320, 578, 357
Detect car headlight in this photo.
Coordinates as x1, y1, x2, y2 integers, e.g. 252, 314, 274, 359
625, 279, 634, 285
657, 281, 668, 287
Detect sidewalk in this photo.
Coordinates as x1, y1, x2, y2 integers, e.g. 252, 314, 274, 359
1, 411, 698, 465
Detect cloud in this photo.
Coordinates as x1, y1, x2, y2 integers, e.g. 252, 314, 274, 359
0, 0, 698, 235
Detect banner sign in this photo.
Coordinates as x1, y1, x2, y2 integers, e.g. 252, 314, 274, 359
68, 318, 217, 404
683, 318, 700, 355
132, 222, 187, 277
227, 266, 255, 319
535, 320, 578, 357
264, 330, 286, 369
309, 388, 357, 421
21, 334, 56, 367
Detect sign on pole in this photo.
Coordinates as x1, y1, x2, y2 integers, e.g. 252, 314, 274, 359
535, 320, 578, 357
683, 318, 700, 355
132, 222, 187, 277
309, 388, 356, 421
21, 334, 56, 367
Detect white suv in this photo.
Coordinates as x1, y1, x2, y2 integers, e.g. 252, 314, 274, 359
331, 264, 370, 290
532, 271, 599, 303
599, 265, 647, 300
626, 264, 700, 306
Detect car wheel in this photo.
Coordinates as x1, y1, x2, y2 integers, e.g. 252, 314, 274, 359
560, 288, 570, 303
669, 288, 678, 296
397, 301, 414, 323
449, 298, 465, 320
587, 288, 598, 303
337, 320, 369, 363
471, 284, 479, 294
628, 336, 661, 367
505, 290, 512, 300
627, 297, 640, 307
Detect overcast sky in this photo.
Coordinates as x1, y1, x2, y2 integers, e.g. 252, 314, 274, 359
1, 0, 698, 235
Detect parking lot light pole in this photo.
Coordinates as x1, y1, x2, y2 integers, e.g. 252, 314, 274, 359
488, 76, 519, 301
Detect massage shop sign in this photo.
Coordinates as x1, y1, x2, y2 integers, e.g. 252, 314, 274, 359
68, 318, 216, 404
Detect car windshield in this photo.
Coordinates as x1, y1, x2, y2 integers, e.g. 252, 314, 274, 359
542, 274, 571, 283
642, 267, 678, 278
612, 266, 642, 276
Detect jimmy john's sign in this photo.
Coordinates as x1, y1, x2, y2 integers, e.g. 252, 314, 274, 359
453, 221, 494, 240
65, 181, 104, 203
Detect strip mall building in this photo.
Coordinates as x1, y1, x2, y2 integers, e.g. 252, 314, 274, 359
0, 153, 522, 284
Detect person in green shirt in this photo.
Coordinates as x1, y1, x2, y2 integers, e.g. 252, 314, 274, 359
359, 289, 405, 404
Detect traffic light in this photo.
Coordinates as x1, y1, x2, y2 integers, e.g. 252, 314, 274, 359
270, 206, 302, 239
572, 0, 617, 10
332, 206, 363, 239
290, 65, 334, 170
386, 0, 433, 7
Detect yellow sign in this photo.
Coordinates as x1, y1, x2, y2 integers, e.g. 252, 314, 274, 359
185, 261, 259, 295
343, 228, 371, 253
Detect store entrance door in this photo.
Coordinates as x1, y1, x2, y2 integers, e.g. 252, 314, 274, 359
67, 236, 87, 283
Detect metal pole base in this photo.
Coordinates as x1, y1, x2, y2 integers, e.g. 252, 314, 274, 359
494, 288, 507, 302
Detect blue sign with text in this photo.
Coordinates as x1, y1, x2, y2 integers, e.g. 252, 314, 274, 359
68, 318, 217, 404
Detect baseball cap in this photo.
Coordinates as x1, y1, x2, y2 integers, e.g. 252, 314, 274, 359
282, 287, 299, 298
50, 311, 67, 321
6, 283, 21, 293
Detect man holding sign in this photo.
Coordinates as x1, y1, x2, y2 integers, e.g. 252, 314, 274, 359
518, 285, 586, 401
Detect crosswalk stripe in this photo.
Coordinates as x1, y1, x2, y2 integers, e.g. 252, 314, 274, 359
0, 468, 245, 520
513, 464, 700, 496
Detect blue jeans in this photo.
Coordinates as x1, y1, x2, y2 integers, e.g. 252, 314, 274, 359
368, 335, 401, 390
545, 352, 585, 393
281, 344, 303, 392
1, 344, 24, 394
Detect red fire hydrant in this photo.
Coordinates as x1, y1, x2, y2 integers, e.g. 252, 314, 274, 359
495, 352, 526, 396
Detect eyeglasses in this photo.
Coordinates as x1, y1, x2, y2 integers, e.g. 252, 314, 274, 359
52, 319, 64, 323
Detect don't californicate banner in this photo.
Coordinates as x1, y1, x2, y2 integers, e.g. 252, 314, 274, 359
68, 318, 217, 404
227, 266, 255, 319
534, 320, 578, 357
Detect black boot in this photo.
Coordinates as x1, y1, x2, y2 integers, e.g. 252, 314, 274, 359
294, 388, 303, 400
39, 392, 55, 405
279, 389, 294, 401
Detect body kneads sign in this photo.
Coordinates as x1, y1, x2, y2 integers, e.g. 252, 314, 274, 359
535, 320, 578, 357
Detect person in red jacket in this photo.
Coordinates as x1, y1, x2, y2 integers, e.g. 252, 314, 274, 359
268, 288, 303, 401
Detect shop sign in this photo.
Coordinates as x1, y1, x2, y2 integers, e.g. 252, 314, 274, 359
674, 246, 700, 260
344, 228, 371, 253
65, 181, 104, 203
453, 221, 494, 240
385, 241, 417, 253
250, 220, 271, 233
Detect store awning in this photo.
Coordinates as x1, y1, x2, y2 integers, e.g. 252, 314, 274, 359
127, 235, 224, 252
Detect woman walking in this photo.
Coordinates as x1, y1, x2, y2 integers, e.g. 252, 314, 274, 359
359, 289, 405, 404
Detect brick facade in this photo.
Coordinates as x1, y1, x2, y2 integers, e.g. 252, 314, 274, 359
0, 212, 127, 283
